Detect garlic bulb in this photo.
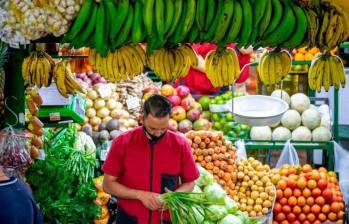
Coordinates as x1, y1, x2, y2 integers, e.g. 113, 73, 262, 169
21, 7, 47, 40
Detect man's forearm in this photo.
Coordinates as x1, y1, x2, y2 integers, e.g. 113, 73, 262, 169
103, 180, 142, 200
175, 181, 195, 192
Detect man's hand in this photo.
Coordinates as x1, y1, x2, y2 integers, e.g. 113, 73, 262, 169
137, 191, 163, 211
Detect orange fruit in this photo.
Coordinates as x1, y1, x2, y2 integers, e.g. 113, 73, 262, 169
309, 47, 320, 55
280, 197, 288, 205
284, 188, 293, 198
302, 188, 312, 198
331, 202, 340, 213
282, 205, 291, 214
288, 196, 297, 207
276, 213, 286, 222
304, 53, 313, 61
302, 164, 312, 173
297, 178, 307, 189
274, 202, 282, 214
277, 189, 284, 199
307, 179, 317, 189
287, 178, 297, 189
303, 205, 311, 214
298, 213, 306, 222
293, 189, 302, 197
307, 213, 316, 222
298, 47, 307, 54
312, 188, 322, 198
306, 197, 315, 206
287, 213, 296, 222
294, 53, 305, 61
297, 196, 306, 206
292, 205, 302, 215
311, 170, 321, 181
318, 213, 327, 222
322, 204, 330, 214
315, 196, 325, 206
311, 204, 321, 215
328, 212, 337, 221
278, 179, 287, 190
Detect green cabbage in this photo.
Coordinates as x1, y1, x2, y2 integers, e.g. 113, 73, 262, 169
192, 206, 205, 223
218, 214, 243, 224
204, 183, 226, 204
193, 185, 203, 193
205, 205, 228, 221
224, 197, 238, 214
196, 165, 215, 187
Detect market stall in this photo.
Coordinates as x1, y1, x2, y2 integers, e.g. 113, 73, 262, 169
0, 0, 349, 223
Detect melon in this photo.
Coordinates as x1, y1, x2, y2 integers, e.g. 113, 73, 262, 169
312, 127, 332, 142
281, 110, 301, 130
250, 126, 272, 140
292, 126, 312, 141
271, 90, 291, 105
272, 127, 292, 141
301, 108, 321, 130
290, 93, 310, 113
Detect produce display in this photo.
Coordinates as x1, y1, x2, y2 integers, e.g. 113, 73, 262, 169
185, 130, 237, 196
198, 91, 250, 139
292, 47, 320, 61
250, 91, 332, 142
1, 0, 82, 43
272, 164, 346, 223
26, 126, 100, 223
0, 42, 6, 124
93, 176, 111, 224
76, 71, 107, 88
232, 157, 275, 217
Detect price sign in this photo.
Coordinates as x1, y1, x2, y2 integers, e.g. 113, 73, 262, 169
126, 97, 141, 110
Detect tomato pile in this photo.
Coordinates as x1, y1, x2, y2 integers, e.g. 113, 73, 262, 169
271, 164, 345, 224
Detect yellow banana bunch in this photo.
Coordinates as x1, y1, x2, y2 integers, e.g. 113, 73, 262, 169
146, 44, 196, 82
22, 51, 54, 87
53, 60, 85, 98
204, 47, 240, 87
90, 44, 146, 82
258, 50, 291, 86
308, 53, 346, 92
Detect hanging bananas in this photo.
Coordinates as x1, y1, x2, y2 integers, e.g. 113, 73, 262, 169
308, 53, 346, 92
90, 44, 146, 82
146, 44, 198, 82
258, 50, 291, 86
53, 60, 85, 98
204, 47, 240, 88
22, 51, 55, 87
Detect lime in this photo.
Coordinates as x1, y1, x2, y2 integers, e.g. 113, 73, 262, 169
232, 125, 241, 133
198, 96, 211, 111
212, 113, 220, 122
226, 113, 234, 121
213, 122, 222, 130
227, 131, 238, 138
240, 124, 250, 131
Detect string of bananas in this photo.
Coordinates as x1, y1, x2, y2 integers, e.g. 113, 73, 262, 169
22, 51, 55, 87
258, 50, 291, 86
89, 44, 146, 82
204, 47, 240, 88
53, 60, 85, 98
308, 53, 346, 92
146, 44, 198, 82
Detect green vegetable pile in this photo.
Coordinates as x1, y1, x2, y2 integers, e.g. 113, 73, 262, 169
26, 126, 100, 223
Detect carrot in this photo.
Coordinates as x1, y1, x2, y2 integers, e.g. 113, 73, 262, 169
199, 142, 206, 149
220, 146, 227, 153
213, 160, 221, 167
194, 136, 201, 144
213, 167, 220, 174
219, 179, 226, 186
200, 160, 206, 167
197, 155, 204, 161
208, 148, 215, 155
204, 155, 212, 163
226, 165, 234, 172
194, 149, 202, 156
218, 170, 225, 178
223, 172, 231, 182
224, 152, 231, 160
218, 153, 225, 161
204, 138, 210, 144
214, 147, 221, 154
205, 162, 214, 170
192, 143, 199, 149
220, 161, 228, 170
212, 154, 219, 161
208, 142, 216, 148
227, 159, 235, 165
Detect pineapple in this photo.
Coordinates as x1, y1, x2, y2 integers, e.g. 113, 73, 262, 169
0, 42, 7, 123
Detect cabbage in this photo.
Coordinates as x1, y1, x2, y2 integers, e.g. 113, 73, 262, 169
312, 127, 332, 141
250, 126, 272, 140
224, 197, 238, 214
281, 109, 301, 130
204, 183, 226, 204
234, 211, 248, 223
205, 205, 228, 221
292, 126, 312, 141
196, 165, 215, 187
192, 206, 205, 223
192, 185, 202, 193
202, 221, 214, 224
302, 108, 321, 130
290, 93, 310, 113
218, 214, 243, 224
272, 127, 292, 141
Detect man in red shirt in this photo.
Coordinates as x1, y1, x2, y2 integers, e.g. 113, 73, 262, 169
102, 95, 200, 224
175, 43, 252, 96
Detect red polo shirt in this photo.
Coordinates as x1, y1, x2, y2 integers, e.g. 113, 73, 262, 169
102, 126, 199, 224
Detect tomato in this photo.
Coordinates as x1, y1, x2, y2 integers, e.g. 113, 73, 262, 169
280, 221, 289, 224
280, 197, 288, 205
278, 179, 287, 190
328, 212, 337, 221
313, 220, 321, 224
288, 196, 297, 207
290, 221, 300, 224
328, 171, 336, 178
297, 177, 307, 189
330, 202, 340, 213
322, 188, 333, 202
318, 213, 327, 222
311, 204, 321, 215
302, 164, 312, 173
312, 188, 322, 198
288, 167, 296, 175
276, 189, 284, 200
302, 188, 312, 198
287, 213, 296, 222
307, 213, 316, 222
273, 202, 282, 214
338, 202, 345, 210
315, 196, 325, 206
306, 197, 315, 206
293, 188, 302, 197
307, 179, 317, 189
292, 205, 302, 215
302, 205, 311, 214
338, 210, 345, 219
321, 204, 330, 214
282, 205, 291, 214
317, 178, 328, 190
276, 213, 286, 222
298, 213, 306, 222
287, 178, 297, 189
280, 168, 289, 177
284, 188, 293, 198
311, 170, 320, 181
297, 196, 306, 206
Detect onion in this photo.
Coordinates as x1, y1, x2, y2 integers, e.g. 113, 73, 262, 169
90, 117, 102, 126
86, 98, 93, 108
111, 109, 123, 119
106, 99, 117, 110
87, 90, 98, 100
86, 108, 97, 118
94, 99, 106, 110
97, 108, 110, 118
102, 116, 112, 124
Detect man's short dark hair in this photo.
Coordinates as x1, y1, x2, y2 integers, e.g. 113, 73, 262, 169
143, 94, 172, 118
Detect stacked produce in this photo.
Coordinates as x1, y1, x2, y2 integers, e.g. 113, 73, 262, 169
185, 130, 237, 196
146, 44, 198, 82
231, 157, 275, 218
0, 42, 7, 124
258, 50, 292, 86
271, 164, 345, 223
1, 0, 82, 43
159, 165, 257, 224
155, 84, 211, 133
198, 91, 250, 139
250, 91, 332, 142
76, 71, 108, 88
292, 47, 320, 61
205, 47, 240, 87
25, 88, 44, 159
88, 45, 146, 82
93, 176, 111, 224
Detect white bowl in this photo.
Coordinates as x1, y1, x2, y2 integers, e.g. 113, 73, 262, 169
232, 95, 289, 126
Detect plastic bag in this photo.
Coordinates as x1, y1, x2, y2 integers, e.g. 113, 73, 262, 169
333, 141, 349, 203
0, 127, 31, 175
235, 139, 247, 161
275, 140, 299, 168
